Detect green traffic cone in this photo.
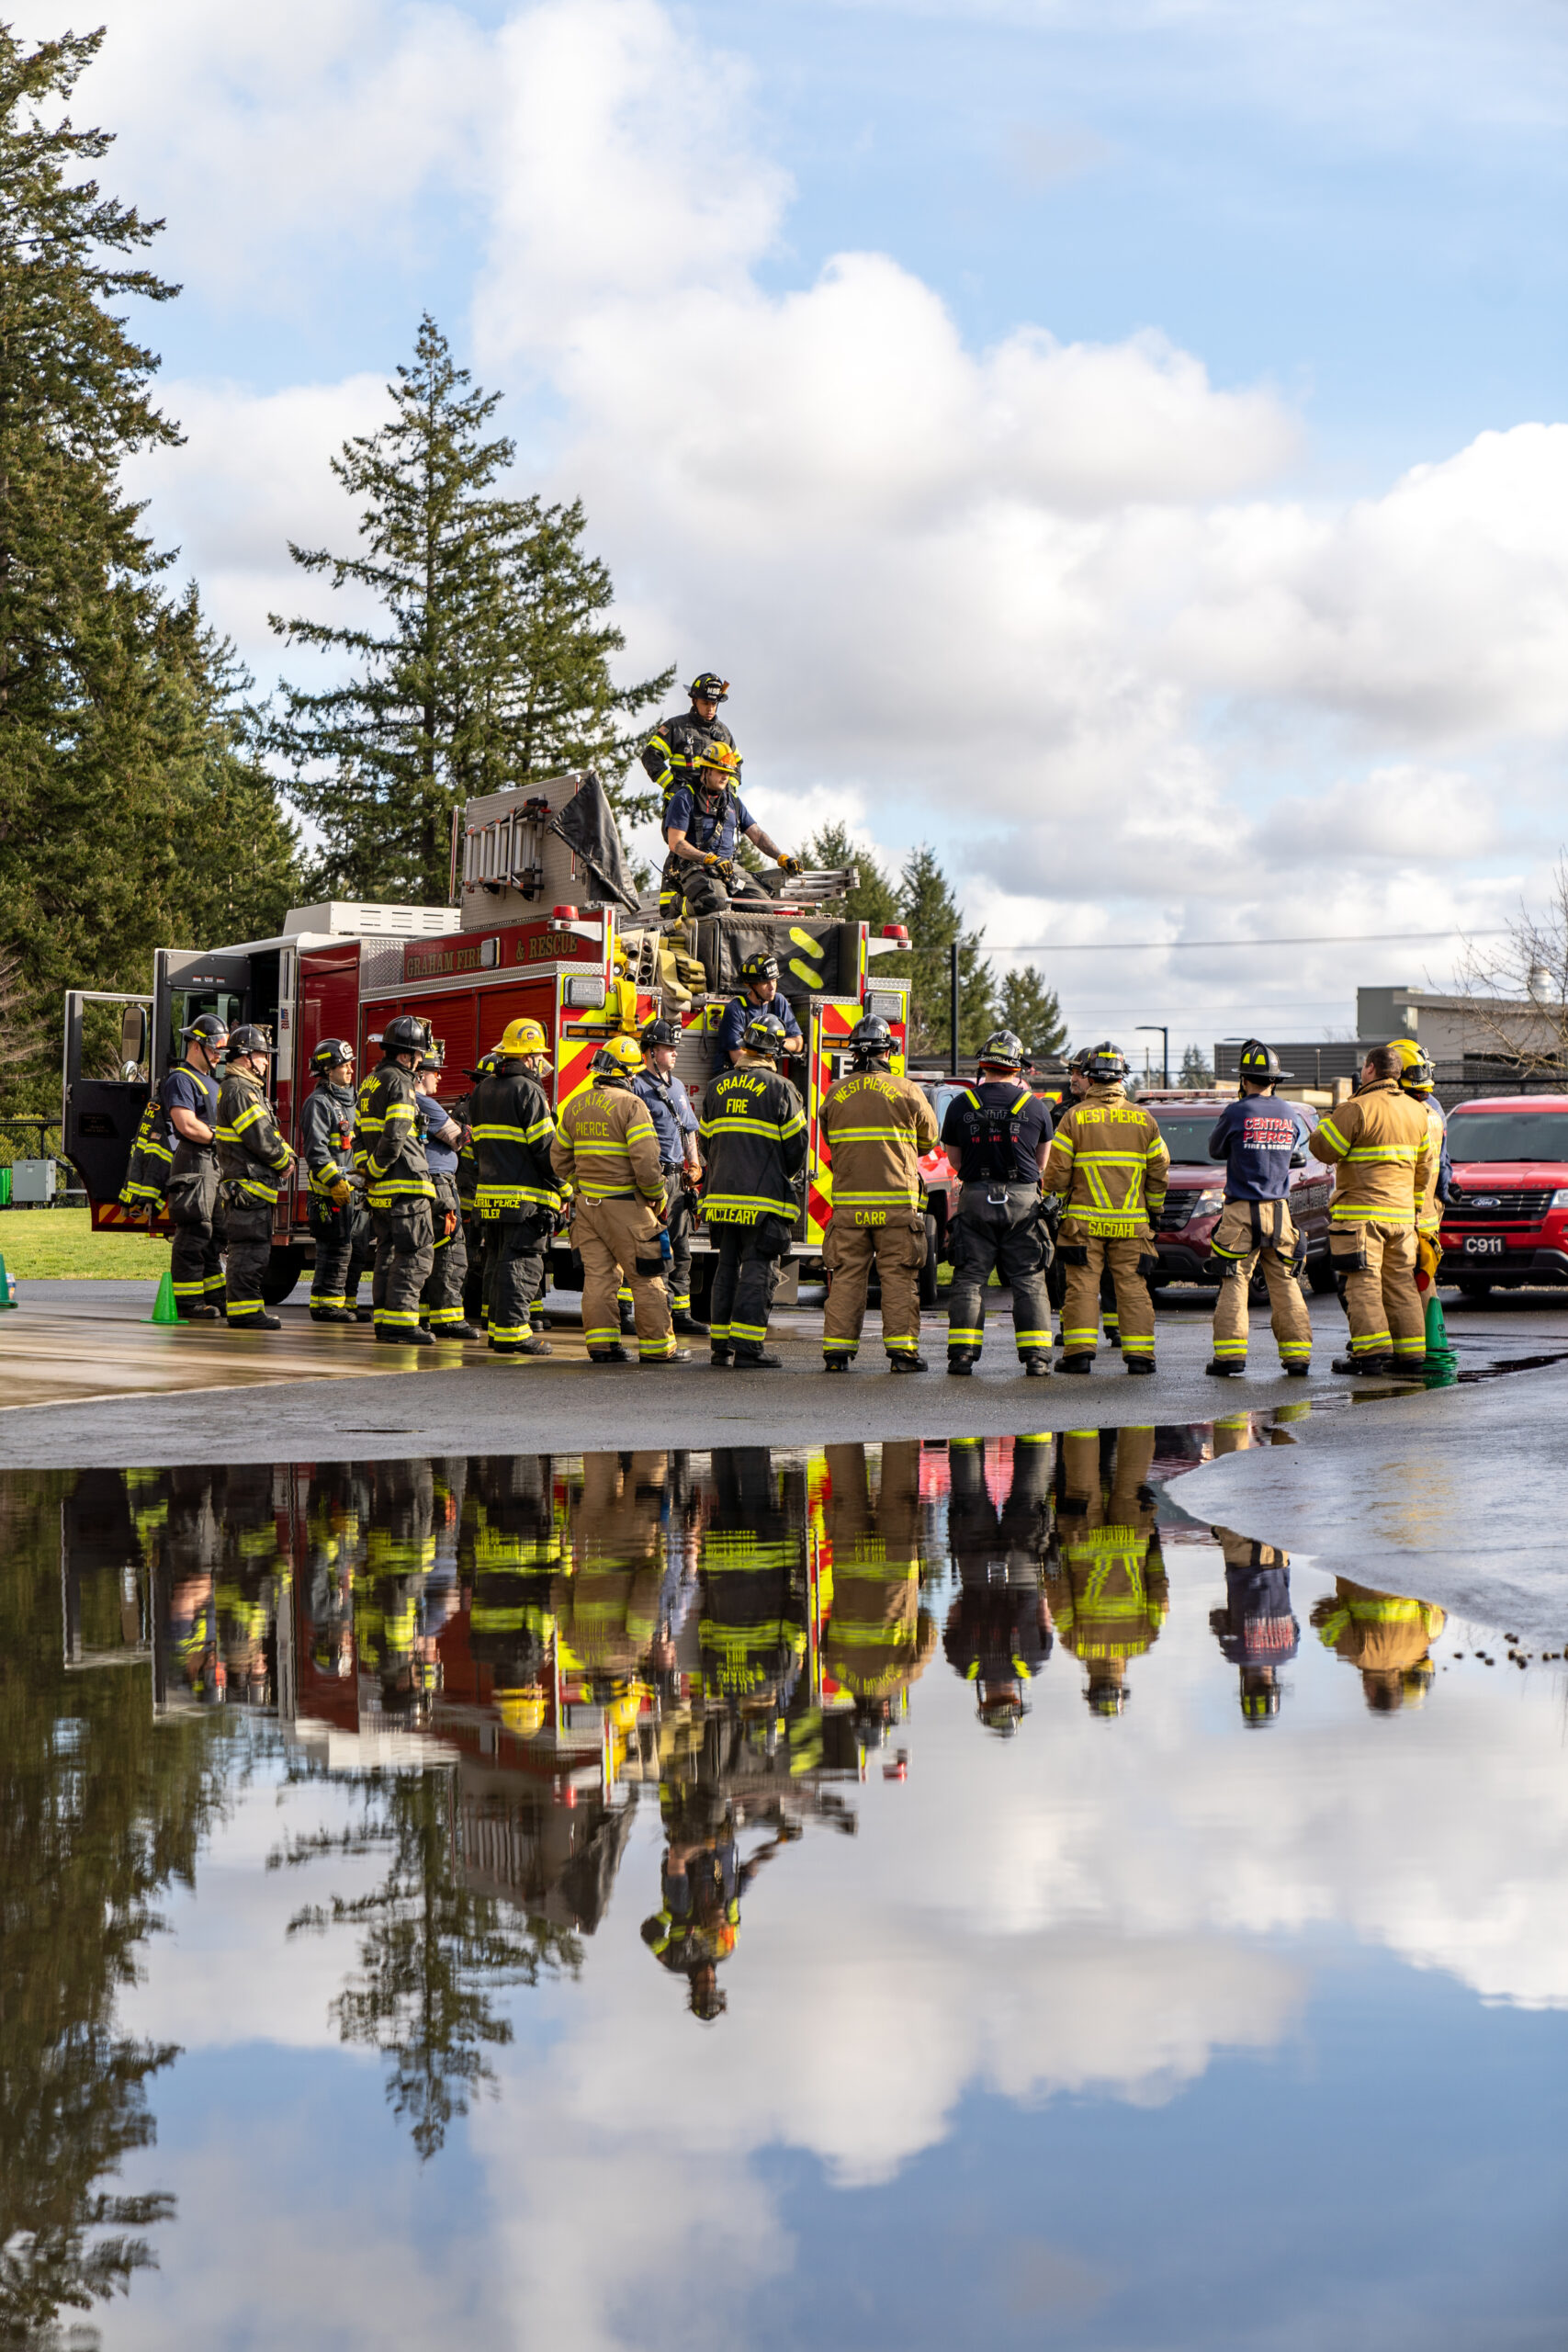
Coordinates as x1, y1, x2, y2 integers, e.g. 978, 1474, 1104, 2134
1423, 1288, 1458, 1385
148, 1269, 180, 1326
0, 1250, 15, 1309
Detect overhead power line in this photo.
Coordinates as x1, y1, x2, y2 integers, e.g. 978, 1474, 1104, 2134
991, 928, 1509, 954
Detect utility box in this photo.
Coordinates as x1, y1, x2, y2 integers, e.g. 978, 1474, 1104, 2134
11, 1159, 57, 1205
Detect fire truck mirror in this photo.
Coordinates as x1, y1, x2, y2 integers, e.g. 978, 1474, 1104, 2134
118, 1004, 148, 1071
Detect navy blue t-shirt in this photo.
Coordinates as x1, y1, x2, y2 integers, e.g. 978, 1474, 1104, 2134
665, 784, 755, 865
1207, 1094, 1312, 1202
942, 1080, 1052, 1184
159, 1062, 220, 1126
714, 991, 803, 1072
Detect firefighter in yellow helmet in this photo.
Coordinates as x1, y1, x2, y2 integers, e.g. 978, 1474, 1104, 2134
1391, 1036, 1451, 1292
1308, 1043, 1435, 1376
469, 1017, 558, 1357
1042, 1041, 1170, 1373
552, 1035, 687, 1363
1310, 1578, 1446, 1712
660, 736, 801, 919
818, 1016, 939, 1373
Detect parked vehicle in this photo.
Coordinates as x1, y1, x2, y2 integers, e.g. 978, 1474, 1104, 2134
1138, 1091, 1338, 1293
1438, 1095, 1568, 1294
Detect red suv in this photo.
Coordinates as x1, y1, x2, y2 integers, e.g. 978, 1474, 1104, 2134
1438, 1095, 1568, 1295
1140, 1092, 1338, 1295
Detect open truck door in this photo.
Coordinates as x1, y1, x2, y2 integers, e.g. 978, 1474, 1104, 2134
62, 990, 155, 1214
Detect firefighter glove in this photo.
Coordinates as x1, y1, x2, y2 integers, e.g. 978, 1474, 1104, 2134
328, 1177, 352, 1211
777, 852, 802, 876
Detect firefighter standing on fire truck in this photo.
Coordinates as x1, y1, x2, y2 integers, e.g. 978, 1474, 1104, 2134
301, 1037, 372, 1323
216, 1025, 295, 1331
355, 1014, 438, 1347
468, 1020, 558, 1358
818, 1015, 938, 1373
1042, 1041, 1170, 1374
551, 1035, 685, 1363
641, 671, 738, 812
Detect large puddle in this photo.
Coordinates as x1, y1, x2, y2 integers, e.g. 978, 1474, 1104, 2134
7, 1429, 1566, 2347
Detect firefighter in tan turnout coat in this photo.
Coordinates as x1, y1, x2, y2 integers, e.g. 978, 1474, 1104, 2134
552, 1036, 685, 1365
1308, 1043, 1435, 1376
818, 1016, 939, 1373
1042, 1043, 1170, 1374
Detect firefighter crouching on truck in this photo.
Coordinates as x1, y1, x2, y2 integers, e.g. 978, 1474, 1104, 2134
469, 1020, 557, 1359
1393, 1038, 1451, 1294
698, 1010, 808, 1369
301, 1037, 372, 1324
1308, 1042, 1434, 1378
818, 1015, 938, 1374
163, 1012, 231, 1318
552, 1035, 685, 1364
941, 1030, 1056, 1377
216, 1025, 295, 1331
1043, 1041, 1170, 1374
355, 1014, 438, 1347
634, 1017, 707, 1335
660, 739, 803, 920
1203, 1039, 1314, 1380
414, 1047, 479, 1340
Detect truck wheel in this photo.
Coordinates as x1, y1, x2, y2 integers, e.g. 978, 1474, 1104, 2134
689, 1255, 716, 1319
919, 1214, 940, 1309
1455, 1273, 1493, 1297
260, 1244, 306, 1306
1306, 1253, 1339, 1295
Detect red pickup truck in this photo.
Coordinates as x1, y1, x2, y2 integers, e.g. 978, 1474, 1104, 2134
1438, 1094, 1568, 1295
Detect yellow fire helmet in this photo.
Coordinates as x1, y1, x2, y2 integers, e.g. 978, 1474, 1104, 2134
498, 1016, 548, 1059
1390, 1035, 1436, 1094
694, 737, 742, 778
592, 1033, 644, 1075
495, 1686, 547, 1738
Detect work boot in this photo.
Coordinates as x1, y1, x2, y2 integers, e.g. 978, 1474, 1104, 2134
618, 1302, 637, 1336
710, 1345, 733, 1367
310, 1306, 355, 1325
492, 1337, 553, 1358
427, 1320, 483, 1342
640, 1348, 693, 1365
588, 1345, 631, 1363
1283, 1362, 1311, 1378
1021, 1353, 1052, 1377
375, 1324, 434, 1347
1332, 1352, 1392, 1375
824, 1356, 854, 1373
1058, 1353, 1094, 1374
946, 1353, 976, 1377
355, 1305, 375, 1324
1388, 1355, 1429, 1380
1107, 1329, 1122, 1351
672, 1309, 709, 1336
229, 1312, 283, 1332
1124, 1357, 1156, 1375
890, 1353, 928, 1373
732, 1349, 783, 1369
179, 1303, 220, 1322
1204, 1359, 1245, 1378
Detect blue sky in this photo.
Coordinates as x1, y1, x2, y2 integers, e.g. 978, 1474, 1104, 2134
28, 0, 1568, 1058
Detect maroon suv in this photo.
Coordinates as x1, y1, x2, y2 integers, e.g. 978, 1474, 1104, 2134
1439, 1095, 1568, 1295
1141, 1092, 1337, 1294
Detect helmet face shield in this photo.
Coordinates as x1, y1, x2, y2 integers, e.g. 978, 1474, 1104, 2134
592, 1034, 644, 1076
688, 672, 729, 704
740, 1011, 788, 1060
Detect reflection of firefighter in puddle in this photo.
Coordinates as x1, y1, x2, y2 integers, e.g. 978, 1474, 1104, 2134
466, 1455, 562, 1735
1311, 1579, 1446, 1712
640, 1782, 797, 2021
698, 1449, 810, 1714
214, 1464, 285, 1706
942, 1436, 1055, 1735
353, 1460, 438, 1724
157, 1466, 226, 1704
1047, 1428, 1168, 1717
1209, 1528, 1299, 1724
555, 1451, 666, 1702
823, 1442, 938, 1758
303, 1464, 367, 1680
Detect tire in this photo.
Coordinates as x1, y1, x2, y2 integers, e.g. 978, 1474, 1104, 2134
919, 1213, 940, 1309
1455, 1272, 1493, 1297
259, 1243, 306, 1306
688, 1254, 716, 1319
1307, 1252, 1338, 1295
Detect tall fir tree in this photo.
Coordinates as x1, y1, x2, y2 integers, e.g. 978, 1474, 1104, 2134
998, 964, 1066, 1057
271, 316, 671, 904
0, 26, 301, 1102
893, 844, 998, 1062
799, 818, 902, 931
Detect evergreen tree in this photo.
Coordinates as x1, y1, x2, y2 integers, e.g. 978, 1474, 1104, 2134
894, 845, 997, 1062
1179, 1043, 1214, 1087
271, 316, 671, 905
998, 965, 1066, 1058
0, 27, 301, 1102
799, 819, 901, 932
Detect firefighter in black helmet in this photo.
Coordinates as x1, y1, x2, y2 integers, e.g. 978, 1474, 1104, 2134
641, 671, 738, 815
216, 1025, 296, 1329
698, 1011, 807, 1367
162, 1012, 231, 1318
715, 950, 803, 1071
941, 1031, 1057, 1376
355, 1014, 438, 1346
301, 1037, 372, 1322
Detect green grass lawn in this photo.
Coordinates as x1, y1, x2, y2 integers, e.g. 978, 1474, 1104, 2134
0, 1207, 169, 1279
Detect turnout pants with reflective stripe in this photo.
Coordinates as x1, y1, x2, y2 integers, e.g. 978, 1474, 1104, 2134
223, 1201, 275, 1326
371, 1199, 435, 1334
483, 1217, 547, 1350
1332, 1220, 1423, 1360
168, 1158, 226, 1307
946, 1185, 1053, 1363
575, 1195, 673, 1359
663, 1171, 695, 1311
711, 1213, 793, 1355
1210, 1198, 1312, 1366
1059, 1226, 1156, 1360
310, 1197, 373, 1311
421, 1171, 468, 1329
823, 1211, 926, 1358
